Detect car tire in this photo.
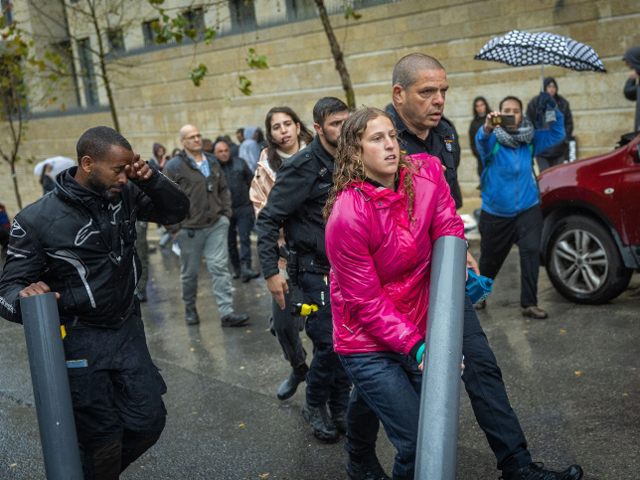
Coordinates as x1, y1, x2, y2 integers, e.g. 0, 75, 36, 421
545, 215, 633, 304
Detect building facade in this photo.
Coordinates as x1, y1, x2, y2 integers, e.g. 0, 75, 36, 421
1, 0, 639, 214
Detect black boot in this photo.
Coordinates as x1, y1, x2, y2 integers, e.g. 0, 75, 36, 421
301, 402, 339, 443
500, 462, 583, 480
185, 306, 200, 325
277, 363, 309, 400
241, 264, 260, 283
221, 313, 250, 327
346, 453, 391, 480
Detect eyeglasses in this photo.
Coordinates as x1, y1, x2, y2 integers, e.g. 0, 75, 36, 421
183, 134, 202, 141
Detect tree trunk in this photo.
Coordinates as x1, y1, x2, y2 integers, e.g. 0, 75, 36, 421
10, 161, 23, 211
87, 0, 120, 132
314, 0, 356, 111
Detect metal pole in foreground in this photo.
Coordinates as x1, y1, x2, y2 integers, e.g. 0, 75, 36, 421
21, 293, 83, 480
414, 236, 467, 480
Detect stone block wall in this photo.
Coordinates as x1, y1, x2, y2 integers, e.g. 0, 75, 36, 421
2, 0, 639, 215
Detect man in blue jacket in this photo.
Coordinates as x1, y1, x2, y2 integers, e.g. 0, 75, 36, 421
475, 94, 565, 319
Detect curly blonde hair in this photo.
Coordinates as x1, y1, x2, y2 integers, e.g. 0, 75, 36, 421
323, 107, 417, 221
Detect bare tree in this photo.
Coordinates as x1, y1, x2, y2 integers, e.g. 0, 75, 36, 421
150, 0, 359, 108
0, 11, 64, 210
24, 0, 146, 133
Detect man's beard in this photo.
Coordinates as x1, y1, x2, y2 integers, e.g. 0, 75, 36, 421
323, 130, 340, 149
86, 174, 122, 201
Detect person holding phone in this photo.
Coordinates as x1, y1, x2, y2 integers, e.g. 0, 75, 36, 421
474, 95, 565, 318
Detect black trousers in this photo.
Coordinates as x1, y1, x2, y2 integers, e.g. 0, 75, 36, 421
298, 271, 351, 412
228, 211, 255, 272
64, 315, 167, 479
479, 205, 543, 308
345, 296, 532, 473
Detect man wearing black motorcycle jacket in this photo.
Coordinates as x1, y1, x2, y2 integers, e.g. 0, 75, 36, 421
0, 126, 190, 479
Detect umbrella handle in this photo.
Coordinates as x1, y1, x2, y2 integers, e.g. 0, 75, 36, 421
541, 64, 544, 92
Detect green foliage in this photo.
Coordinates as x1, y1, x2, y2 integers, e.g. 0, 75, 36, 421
238, 75, 252, 96
188, 63, 208, 87
246, 48, 269, 70
344, 6, 362, 20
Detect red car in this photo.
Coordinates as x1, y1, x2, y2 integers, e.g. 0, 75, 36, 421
539, 133, 640, 304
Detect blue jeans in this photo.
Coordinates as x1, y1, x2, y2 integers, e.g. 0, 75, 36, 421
345, 296, 532, 474
340, 352, 422, 480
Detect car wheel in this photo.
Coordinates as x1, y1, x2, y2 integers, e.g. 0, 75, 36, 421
545, 215, 633, 304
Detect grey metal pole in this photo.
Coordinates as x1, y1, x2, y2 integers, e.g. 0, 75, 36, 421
21, 293, 83, 480
414, 236, 467, 480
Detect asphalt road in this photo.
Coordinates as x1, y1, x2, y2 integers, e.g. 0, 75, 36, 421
0, 241, 638, 480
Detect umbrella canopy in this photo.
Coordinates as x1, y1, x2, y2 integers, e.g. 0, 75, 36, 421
474, 30, 606, 72
33, 156, 76, 176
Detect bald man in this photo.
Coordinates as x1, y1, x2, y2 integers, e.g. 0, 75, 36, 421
163, 124, 249, 327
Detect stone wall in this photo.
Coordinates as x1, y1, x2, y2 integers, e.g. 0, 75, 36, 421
2, 0, 639, 215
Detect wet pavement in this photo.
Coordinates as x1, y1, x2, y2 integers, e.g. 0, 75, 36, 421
0, 240, 638, 479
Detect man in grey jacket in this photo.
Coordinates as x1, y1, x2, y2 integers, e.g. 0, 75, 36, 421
163, 124, 249, 327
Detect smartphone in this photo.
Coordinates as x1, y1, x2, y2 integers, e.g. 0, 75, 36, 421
491, 115, 516, 126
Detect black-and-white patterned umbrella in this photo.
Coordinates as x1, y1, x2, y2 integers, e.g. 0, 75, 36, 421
474, 30, 606, 73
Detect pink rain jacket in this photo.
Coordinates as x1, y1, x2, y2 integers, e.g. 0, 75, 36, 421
325, 154, 465, 356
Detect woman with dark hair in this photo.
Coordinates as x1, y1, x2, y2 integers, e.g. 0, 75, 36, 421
250, 106, 314, 401
40, 164, 55, 195
150, 143, 167, 170
324, 107, 465, 479
469, 96, 491, 177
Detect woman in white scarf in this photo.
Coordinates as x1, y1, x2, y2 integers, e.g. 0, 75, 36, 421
250, 107, 315, 401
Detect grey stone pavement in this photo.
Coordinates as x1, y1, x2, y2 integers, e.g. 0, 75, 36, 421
0, 240, 638, 480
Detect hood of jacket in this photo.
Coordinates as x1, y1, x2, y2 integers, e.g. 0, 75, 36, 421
325, 153, 465, 356
243, 126, 257, 140
544, 76, 558, 94
623, 46, 640, 73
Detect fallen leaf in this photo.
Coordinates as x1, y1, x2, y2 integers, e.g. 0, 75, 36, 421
265, 329, 270, 332
259, 474, 269, 478
240, 366, 245, 370
256, 294, 261, 297
560, 330, 566, 334
238, 423, 245, 427
525, 319, 530, 323
623, 393, 628, 396
10, 463, 17, 467
190, 348, 195, 352
574, 371, 581, 376
246, 330, 252, 333
302, 338, 307, 342
523, 330, 529, 334
197, 293, 204, 297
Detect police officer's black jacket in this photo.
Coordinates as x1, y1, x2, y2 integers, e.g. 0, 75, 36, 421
386, 104, 463, 208
257, 135, 333, 279
0, 166, 190, 327
218, 155, 254, 218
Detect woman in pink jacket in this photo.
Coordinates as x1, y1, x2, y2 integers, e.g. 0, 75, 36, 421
325, 107, 465, 480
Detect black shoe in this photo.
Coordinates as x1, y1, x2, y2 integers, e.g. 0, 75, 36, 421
231, 271, 240, 279
500, 462, 583, 480
241, 265, 260, 283
330, 410, 347, 434
277, 363, 309, 400
135, 290, 147, 303
221, 313, 249, 327
301, 402, 339, 443
185, 306, 200, 325
346, 454, 391, 480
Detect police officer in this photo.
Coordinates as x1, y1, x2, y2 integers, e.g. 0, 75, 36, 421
0, 126, 190, 479
341, 54, 583, 480
257, 97, 351, 444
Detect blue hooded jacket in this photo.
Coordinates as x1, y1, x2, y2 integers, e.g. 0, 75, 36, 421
475, 109, 564, 217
